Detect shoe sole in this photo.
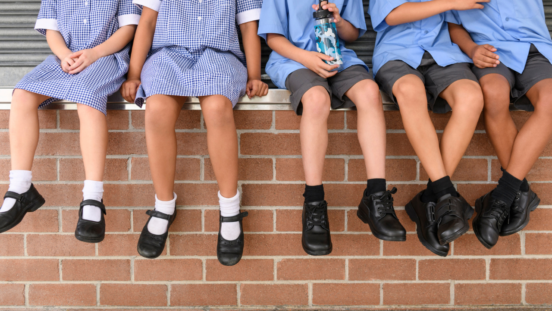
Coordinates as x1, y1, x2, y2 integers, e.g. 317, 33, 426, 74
302, 239, 333, 256
357, 210, 406, 241
75, 233, 105, 244
473, 198, 494, 249
405, 203, 448, 257
500, 196, 540, 236
438, 206, 475, 245
0, 197, 45, 233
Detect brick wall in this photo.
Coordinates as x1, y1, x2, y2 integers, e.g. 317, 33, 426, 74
0, 109, 552, 309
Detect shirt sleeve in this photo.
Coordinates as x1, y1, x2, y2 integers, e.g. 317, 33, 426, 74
236, 0, 262, 25
35, 0, 58, 36
341, 0, 367, 38
445, 11, 461, 25
368, 0, 407, 32
133, 0, 161, 12
118, 0, 142, 27
257, 0, 288, 41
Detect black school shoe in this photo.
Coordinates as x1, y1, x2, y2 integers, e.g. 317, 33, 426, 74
405, 191, 449, 257
217, 211, 248, 266
302, 201, 332, 256
434, 194, 474, 245
137, 209, 177, 259
500, 188, 540, 236
357, 187, 406, 241
75, 200, 106, 243
473, 192, 509, 249
0, 184, 45, 233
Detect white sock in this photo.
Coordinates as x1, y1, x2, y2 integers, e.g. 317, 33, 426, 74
219, 191, 241, 241
1, 170, 32, 212
147, 193, 176, 235
82, 180, 104, 222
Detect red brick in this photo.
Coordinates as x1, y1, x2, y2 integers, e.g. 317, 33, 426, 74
134, 259, 202, 281
170, 234, 217, 256
386, 133, 416, 156
130, 157, 201, 181
240, 133, 301, 155
0, 284, 25, 306
465, 133, 496, 156
29, 284, 96, 306
175, 133, 209, 155
383, 234, 439, 256
38, 110, 58, 129
205, 209, 273, 232
27, 234, 95, 256
348, 158, 417, 182
60, 110, 130, 130
131, 110, 201, 129
0, 132, 9, 155
275, 111, 344, 130
0, 158, 57, 181
240, 284, 308, 306
313, 283, 380, 306
133, 208, 201, 233
530, 183, 552, 205
525, 209, 552, 231
0, 234, 24, 256
234, 110, 272, 129
327, 133, 362, 155
98, 234, 146, 256
62, 259, 130, 281
492, 159, 552, 182
418, 259, 486, 280
388, 184, 427, 206
348, 111, 403, 130
242, 184, 303, 206
325, 184, 366, 206
453, 233, 521, 256
7, 209, 58, 232
331, 233, 380, 256
383, 283, 450, 305
59, 158, 128, 181
33, 133, 81, 156
171, 284, 236, 306
455, 283, 521, 305
276, 158, 344, 181
205, 158, 273, 181
347, 209, 415, 232
526, 233, 552, 255
348, 259, 416, 281
457, 184, 497, 206
63, 209, 131, 233
277, 259, 345, 280
174, 183, 220, 206
101, 284, 167, 306
243, 233, 306, 256
107, 132, 147, 155
275, 209, 344, 232
526, 283, 552, 305
39, 184, 83, 207
0, 259, 59, 281
103, 184, 155, 207
205, 259, 273, 281
421, 158, 488, 181
491, 259, 552, 280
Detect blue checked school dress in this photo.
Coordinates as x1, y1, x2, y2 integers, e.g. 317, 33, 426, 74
15, 0, 141, 115
132, 0, 262, 107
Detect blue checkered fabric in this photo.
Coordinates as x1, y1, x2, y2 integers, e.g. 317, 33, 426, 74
15, 0, 141, 114
133, 0, 262, 107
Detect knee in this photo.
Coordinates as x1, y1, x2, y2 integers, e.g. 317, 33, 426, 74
351, 80, 382, 111
301, 87, 331, 119
77, 104, 105, 121
533, 90, 552, 117
11, 90, 40, 113
393, 79, 427, 111
452, 86, 484, 119
481, 82, 510, 117
202, 99, 234, 126
145, 102, 172, 132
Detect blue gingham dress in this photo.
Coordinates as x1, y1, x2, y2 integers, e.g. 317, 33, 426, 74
132, 0, 262, 107
15, 0, 141, 114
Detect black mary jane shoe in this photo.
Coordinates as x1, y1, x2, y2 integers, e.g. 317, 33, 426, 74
75, 200, 107, 243
137, 209, 177, 259
217, 211, 248, 266
0, 184, 45, 233
357, 187, 406, 241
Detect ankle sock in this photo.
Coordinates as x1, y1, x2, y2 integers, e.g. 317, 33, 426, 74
303, 184, 324, 203
520, 178, 530, 192
1, 170, 32, 212
82, 180, 104, 222
147, 193, 176, 235
432, 176, 458, 200
219, 191, 241, 241
365, 178, 386, 196
492, 170, 523, 206
420, 179, 435, 203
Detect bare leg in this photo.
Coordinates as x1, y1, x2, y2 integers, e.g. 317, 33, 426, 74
77, 104, 108, 181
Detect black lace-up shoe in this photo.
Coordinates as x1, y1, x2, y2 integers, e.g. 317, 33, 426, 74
0, 184, 45, 233
137, 209, 177, 259
500, 188, 540, 236
357, 187, 406, 241
217, 211, 248, 266
435, 194, 474, 245
473, 192, 509, 249
405, 191, 449, 257
75, 200, 106, 243
302, 201, 332, 256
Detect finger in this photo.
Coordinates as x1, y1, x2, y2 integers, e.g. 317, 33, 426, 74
482, 50, 499, 61
66, 58, 76, 66
69, 63, 87, 74
69, 58, 84, 70
316, 53, 334, 61
474, 4, 484, 9
478, 53, 499, 64
312, 4, 318, 10
325, 70, 338, 78
263, 85, 269, 96
251, 83, 259, 97
483, 44, 497, 52
320, 62, 340, 72
69, 51, 83, 59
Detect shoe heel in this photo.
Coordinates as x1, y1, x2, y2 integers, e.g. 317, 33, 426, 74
356, 209, 369, 224
530, 198, 540, 212
465, 206, 475, 220
474, 199, 482, 214
30, 197, 46, 212
405, 203, 418, 223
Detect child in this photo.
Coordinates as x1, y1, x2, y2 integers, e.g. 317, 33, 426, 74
121, 0, 268, 265
369, 0, 486, 256
259, 0, 407, 257
0, 0, 140, 243
448, 0, 552, 249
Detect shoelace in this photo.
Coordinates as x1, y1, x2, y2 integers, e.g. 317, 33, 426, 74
306, 203, 328, 229
485, 200, 509, 229
375, 187, 398, 218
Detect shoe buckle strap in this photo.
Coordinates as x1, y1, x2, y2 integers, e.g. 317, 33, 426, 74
80, 199, 106, 215
220, 211, 248, 223
4, 191, 22, 201
146, 209, 172, 221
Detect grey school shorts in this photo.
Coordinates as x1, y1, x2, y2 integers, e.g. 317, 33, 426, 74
375, 52, 478, 114
285, 65, 373, 115
472, 44, 552, 111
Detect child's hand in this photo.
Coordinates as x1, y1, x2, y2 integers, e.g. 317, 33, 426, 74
312, 2, 343, 26
60, 53, 77, 73
67, 49, 100, 74
470, 44, 500, 68
451, 0, 489, 11
121, 79, 141, 103
301, 51, 339, 79
246, 79, 269, 99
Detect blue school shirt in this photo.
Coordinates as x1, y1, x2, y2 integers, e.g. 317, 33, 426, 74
369, 0, 472, 77
450, 0, 552, 74
257, 0, 369, 89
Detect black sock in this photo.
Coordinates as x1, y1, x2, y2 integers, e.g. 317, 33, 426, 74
492, 170, 523, 206
365, 178, 386, 196
432, 176, 458, 200
304, 184, 324, 203
420, 179, 436, 203
520, 178, 530, 192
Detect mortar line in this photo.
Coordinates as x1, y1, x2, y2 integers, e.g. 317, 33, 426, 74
450, 281, 455, 305
308, 282, 313, 307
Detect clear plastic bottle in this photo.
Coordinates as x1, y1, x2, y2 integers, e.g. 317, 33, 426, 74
313, 0, 343, 70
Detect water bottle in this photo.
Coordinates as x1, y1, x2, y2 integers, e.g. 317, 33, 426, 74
313, 0, 343, 70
